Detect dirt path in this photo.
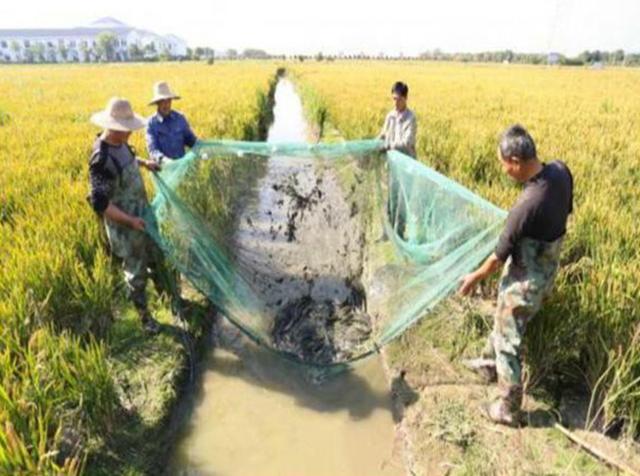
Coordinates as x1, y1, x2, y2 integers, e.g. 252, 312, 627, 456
382, 300, 640, 475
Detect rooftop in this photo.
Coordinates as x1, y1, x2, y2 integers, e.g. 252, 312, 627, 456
0, 18, 134, 38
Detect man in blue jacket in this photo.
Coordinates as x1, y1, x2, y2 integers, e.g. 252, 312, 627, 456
146, 81, 198, 163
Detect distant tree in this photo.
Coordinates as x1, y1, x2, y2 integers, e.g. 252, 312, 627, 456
315, 52, 324, 61
580, 50, 603, 64
10, 41, 21, 62
625, 53, 640, 66
226, 48, 238, 60
79, 42, 91, 62
144, 42, 157, 59
613, 49, 625, 64
242, 48, 268, 59
128, 43, 143, 61
57, 42, 69, 62
561, 56, 584, 66
46, 45, 58, 62
186, 47, 193, 60
203, 47, 214, 59
23, 47, 33, 63
159, 45, 172, 62
30, 43, 45, 63
95, 32, 118, 61
579, 50, 591, 63
193, 47, 204, 60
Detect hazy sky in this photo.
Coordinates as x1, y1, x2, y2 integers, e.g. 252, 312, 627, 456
1, 0, 638, 56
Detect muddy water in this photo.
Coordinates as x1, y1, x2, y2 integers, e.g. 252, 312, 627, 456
169, 79, 403, 476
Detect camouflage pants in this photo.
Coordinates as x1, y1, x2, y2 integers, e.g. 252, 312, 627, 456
482, 237, 563, 408
106, 221, 179, 313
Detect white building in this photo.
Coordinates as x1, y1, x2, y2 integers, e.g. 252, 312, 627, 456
547, 52, 561, 65
0, 18, 188, 63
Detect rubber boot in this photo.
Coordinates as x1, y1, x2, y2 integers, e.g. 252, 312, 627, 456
484, 385, 523, 427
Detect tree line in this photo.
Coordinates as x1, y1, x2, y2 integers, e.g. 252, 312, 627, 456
4, 36, 640, 67
417, 49, 640, 66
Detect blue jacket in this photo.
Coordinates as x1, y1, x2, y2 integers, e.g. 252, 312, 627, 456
146, 110, 197, 161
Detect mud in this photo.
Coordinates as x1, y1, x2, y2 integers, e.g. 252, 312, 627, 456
272, 289, 372, 364
234, 158, 373, 365
191, 76, 371, 366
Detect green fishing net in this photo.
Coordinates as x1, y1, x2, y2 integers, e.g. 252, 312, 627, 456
144, 140, 506, 368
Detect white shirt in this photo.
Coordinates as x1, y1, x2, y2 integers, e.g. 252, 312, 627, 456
379, 108, 417, 158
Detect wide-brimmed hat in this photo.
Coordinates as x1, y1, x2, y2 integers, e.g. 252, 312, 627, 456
90, 97, 147, 131
149, 81, 181, 105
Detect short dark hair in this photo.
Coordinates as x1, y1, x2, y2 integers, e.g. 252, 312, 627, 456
499, 124, 537, 161
391, 81, 409, 97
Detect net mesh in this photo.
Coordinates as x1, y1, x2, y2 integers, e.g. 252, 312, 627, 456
144, 139, 506, 368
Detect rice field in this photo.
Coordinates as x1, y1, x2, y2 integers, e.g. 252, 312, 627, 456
291, 61, 640, 437
1, 59, 640, 474
0, 62, 275, 474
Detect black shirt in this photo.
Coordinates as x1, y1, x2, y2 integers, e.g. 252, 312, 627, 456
495, 160, 574, 262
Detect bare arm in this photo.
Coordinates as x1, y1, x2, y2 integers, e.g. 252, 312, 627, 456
137, 157, 161, 171
458, 252, 503, 296
103, 203, 145, 231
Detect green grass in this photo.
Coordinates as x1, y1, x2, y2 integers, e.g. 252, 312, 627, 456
86, 300, 210, 475
386, 299, 622, 475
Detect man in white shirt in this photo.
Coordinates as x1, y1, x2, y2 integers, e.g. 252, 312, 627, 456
378, 81, 417, 158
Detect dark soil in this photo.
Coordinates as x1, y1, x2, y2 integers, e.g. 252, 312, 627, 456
232, 155, 372, 365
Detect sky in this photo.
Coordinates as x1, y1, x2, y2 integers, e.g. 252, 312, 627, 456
1, 0, 638, 56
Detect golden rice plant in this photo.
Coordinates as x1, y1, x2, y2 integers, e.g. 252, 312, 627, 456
291, 61, 640, 437
0, 61, 276, 473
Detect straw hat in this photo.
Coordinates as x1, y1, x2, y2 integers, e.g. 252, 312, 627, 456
90, 97, 146, 131
149, 81, 181, 105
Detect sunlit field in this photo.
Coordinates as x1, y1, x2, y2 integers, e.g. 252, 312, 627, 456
292, 61, 640, 437
0, 61, 275, 473
1, 59, 640, 473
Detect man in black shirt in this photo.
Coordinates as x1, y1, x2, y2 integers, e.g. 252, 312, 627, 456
458, 124, 573, 426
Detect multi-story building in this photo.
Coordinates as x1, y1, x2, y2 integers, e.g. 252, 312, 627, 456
0, 17, 188, 63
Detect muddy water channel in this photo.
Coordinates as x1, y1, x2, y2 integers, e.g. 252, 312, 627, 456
169, 79, 403, 476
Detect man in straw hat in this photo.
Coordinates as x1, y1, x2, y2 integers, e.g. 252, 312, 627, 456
88, 97, 180, 334
146, 81, 198, 163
